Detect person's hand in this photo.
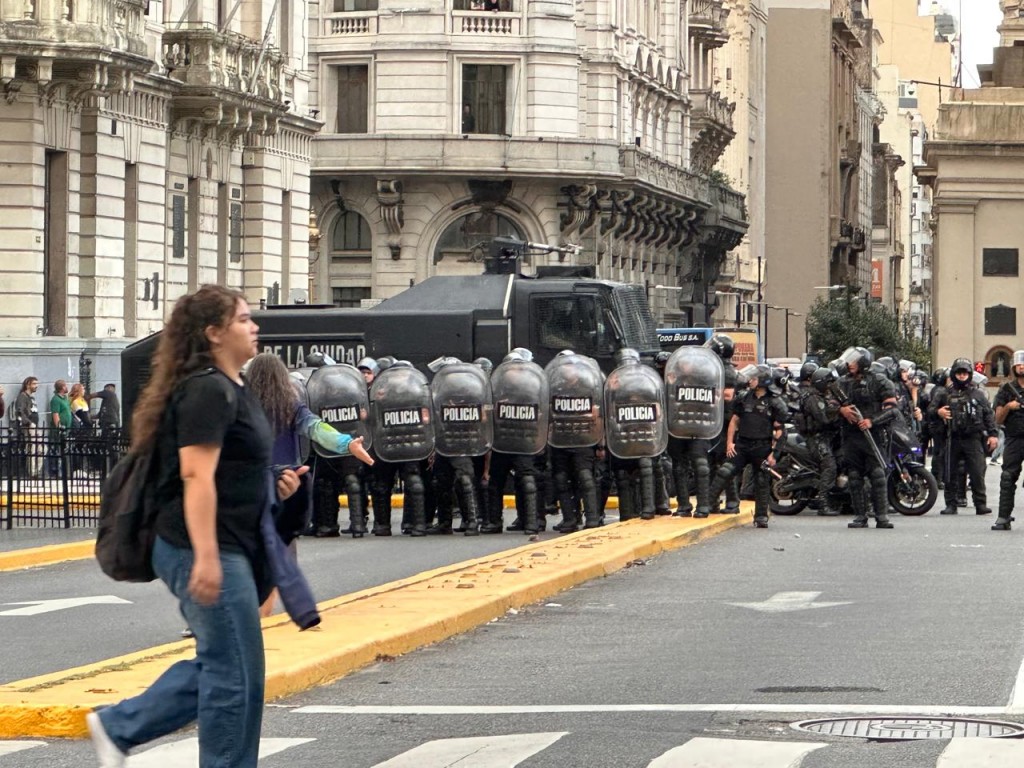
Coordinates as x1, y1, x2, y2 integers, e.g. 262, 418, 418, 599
1007, 400, 1021, 411
766, 454, 776, 467
189, 554, 222, 606
726, 442, 736, 458
349, 436, 374, 466
913, 407, 922, 421
858, 418, 873, 431
839, 405, 858, 424
988, 436, 999, 453
276, 466, 310, 501
938, 405, 951, 421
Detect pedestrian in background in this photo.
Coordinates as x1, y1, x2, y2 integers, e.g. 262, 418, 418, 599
89, 383, 121, 431
13, 377, 41, 478
48, 379, 72, 479
244, 352, 373, 616
86, 284, 307, 768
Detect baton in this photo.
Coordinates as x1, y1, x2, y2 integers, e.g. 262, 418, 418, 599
849, 404, 889, 471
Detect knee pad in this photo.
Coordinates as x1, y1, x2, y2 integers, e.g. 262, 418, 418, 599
868, 467, 886, 485
578, 470, 596, 494
694, 457, 710, 479
518, 474, 537, 498
344, 474, 362, 499
404, 474, 424, 497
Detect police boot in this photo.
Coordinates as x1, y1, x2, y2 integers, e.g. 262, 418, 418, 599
723, 477, 741, 513
753, 471, 770, 528
992, 515, 1015, 531
847, 473, 869, 528
454, 477, 479, 536
706, 465, 732, 516
673, 463, 693, 516
426, 484, 454, 534
405, 475, 428, 537
371, 486, 392, 536
347, 486, 368, 539
817, 494, 841, 516
638, 459, 656, 520
314, 481, 341, 538
653, 455, 672, 515
552, 491, 580, 532
519, 482, 542, 535
616, 472, 637, 521
868, 470, 893, 528
479, 487, 504, 534
693, 458, 712, 518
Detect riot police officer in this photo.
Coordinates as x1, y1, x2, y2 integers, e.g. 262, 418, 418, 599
486, 350, 548, 534
930, 357, 998, 516
926, 367, 950, 488
708, 364, 787, 527
836, 347, 900, 529
993, 350, 1024, 530
794, 363, 840, 516
704, 335, 740, 514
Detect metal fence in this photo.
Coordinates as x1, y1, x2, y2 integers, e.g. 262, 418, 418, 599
0, 427, 130, 528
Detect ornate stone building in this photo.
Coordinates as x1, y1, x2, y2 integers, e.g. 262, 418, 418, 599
0, 0, 315, 389
764, 0, 878, 358
307, 0, 747, 328
920, 1, 1024, 380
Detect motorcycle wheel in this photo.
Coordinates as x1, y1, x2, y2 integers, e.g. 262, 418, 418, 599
888, 464, 938, 516
769, 478, 809, 515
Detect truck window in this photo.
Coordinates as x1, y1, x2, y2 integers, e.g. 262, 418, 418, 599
532, 295, 616, 355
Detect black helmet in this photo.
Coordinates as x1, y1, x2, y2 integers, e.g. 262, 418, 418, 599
798, 361, 819, 383
770, 366, 791, 393
829, 357, 848, 377
706, 334, 735, 360
615, 348, 641, 367
811, 366, 837, 394
376, 355, 396, 372
655, 351, 671, 370
723, 365, 738, 389
930, 367, 948, 387
875, 356, 898, 381
751, 364, 771, 388
950, 357, 973, 376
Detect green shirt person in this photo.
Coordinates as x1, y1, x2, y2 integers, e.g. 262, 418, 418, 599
50, 379, 72, 429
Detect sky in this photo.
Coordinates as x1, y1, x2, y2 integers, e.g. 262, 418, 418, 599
955, 0, 1002, 88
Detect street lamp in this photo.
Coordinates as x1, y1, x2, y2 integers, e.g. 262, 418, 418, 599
768, 306, 803, 358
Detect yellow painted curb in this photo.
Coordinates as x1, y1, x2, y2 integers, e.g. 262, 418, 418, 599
0, 496, 100, 508
339, 494, 622, 510
0, 508, 752, 738
0, 540, 95, 572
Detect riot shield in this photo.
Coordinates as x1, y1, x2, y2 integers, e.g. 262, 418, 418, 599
305, 364, 372, 457
604, 363, 668, 459
491, 359, 549, 455
547, 354, 605, 448
431, 362, 493, 457
664, 346, 725, 439
369, 365, 435, 462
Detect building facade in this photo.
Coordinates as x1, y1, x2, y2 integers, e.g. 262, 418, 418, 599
709, 0, 767, 335
921, 1, 1024, 379
0, 0, 315, 392
307, 0, 747, 329
764, 0, 877, 359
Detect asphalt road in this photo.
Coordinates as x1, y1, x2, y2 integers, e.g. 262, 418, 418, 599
7, 465, 1024, 766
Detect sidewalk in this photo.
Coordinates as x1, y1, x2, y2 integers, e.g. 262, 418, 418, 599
0, 509, 752, 738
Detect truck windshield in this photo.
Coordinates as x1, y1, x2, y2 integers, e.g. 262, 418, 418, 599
611, 285, 660, 353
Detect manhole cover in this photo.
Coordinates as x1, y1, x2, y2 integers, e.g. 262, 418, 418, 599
791, 717, 1024, 741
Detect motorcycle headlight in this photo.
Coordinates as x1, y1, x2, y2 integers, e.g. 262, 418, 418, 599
912, 446, 922, 454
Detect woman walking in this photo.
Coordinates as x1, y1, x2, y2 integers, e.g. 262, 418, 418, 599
87, 285, 306, 767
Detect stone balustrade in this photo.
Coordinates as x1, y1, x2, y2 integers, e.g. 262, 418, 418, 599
162, 24, 284, 102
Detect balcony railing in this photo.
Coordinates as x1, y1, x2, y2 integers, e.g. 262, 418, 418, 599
690, 89, 736, 133
451, 10, 519, 35
689, 0, 729, 45
321, 11, 378, 37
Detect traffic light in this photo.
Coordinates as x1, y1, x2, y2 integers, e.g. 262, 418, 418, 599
975, 361, 986, 374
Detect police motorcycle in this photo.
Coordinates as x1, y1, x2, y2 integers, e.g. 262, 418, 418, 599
768, 363, 938, 516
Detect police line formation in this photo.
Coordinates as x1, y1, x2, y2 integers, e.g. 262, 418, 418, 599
294, 341, 1024, 537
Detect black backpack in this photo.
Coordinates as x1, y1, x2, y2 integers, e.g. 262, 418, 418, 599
96, 448, 159, 582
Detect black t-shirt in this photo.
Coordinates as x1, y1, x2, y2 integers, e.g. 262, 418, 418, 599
154, 369, 273, 563
994, 380, 1024, 437
93, 390, 121, 428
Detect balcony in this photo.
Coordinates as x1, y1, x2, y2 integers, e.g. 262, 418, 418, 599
320, 11, 379, 38
0, 0, 150, 100
451, 10, 520, 35
689, 0, 729, 48
689, 89, 736, 175
618, 146, 709, 205
162, 24, 288, 134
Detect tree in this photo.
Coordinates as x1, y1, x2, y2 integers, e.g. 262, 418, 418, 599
806, 290, 931, 368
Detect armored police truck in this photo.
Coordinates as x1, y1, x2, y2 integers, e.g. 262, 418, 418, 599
120, 238, 660, 431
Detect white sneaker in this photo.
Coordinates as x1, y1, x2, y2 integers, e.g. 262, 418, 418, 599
86, 711, 126, 767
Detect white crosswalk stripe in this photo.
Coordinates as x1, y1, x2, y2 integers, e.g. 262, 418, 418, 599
937, 738, 1024, 767
370, 732, 569, 767
648, 737, 826, 767
0, 742, 45, 757
125, 737, 315, 766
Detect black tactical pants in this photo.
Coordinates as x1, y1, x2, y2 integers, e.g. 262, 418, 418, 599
841, 430, 890, 524
805, 434, 838, 512
997, 435, 1024, 523
610, 455, 655, 521
313, 455, 366, 537
709, 438, 772, 520
668, 437, 711, 516
710, 433, 741, 511
432, 455, 481, 534
930, 431, 947, 488
944, 434, 989, 512
487, 452, 540, 533
550, 446, 599, 530
372, 460, 427, 536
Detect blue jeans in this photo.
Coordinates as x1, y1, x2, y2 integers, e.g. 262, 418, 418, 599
99, 536, 265, 767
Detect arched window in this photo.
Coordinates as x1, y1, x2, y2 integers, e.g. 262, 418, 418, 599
987, 346, 1014, 381
329, 210, 372, 307
433, 211, 525, 265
